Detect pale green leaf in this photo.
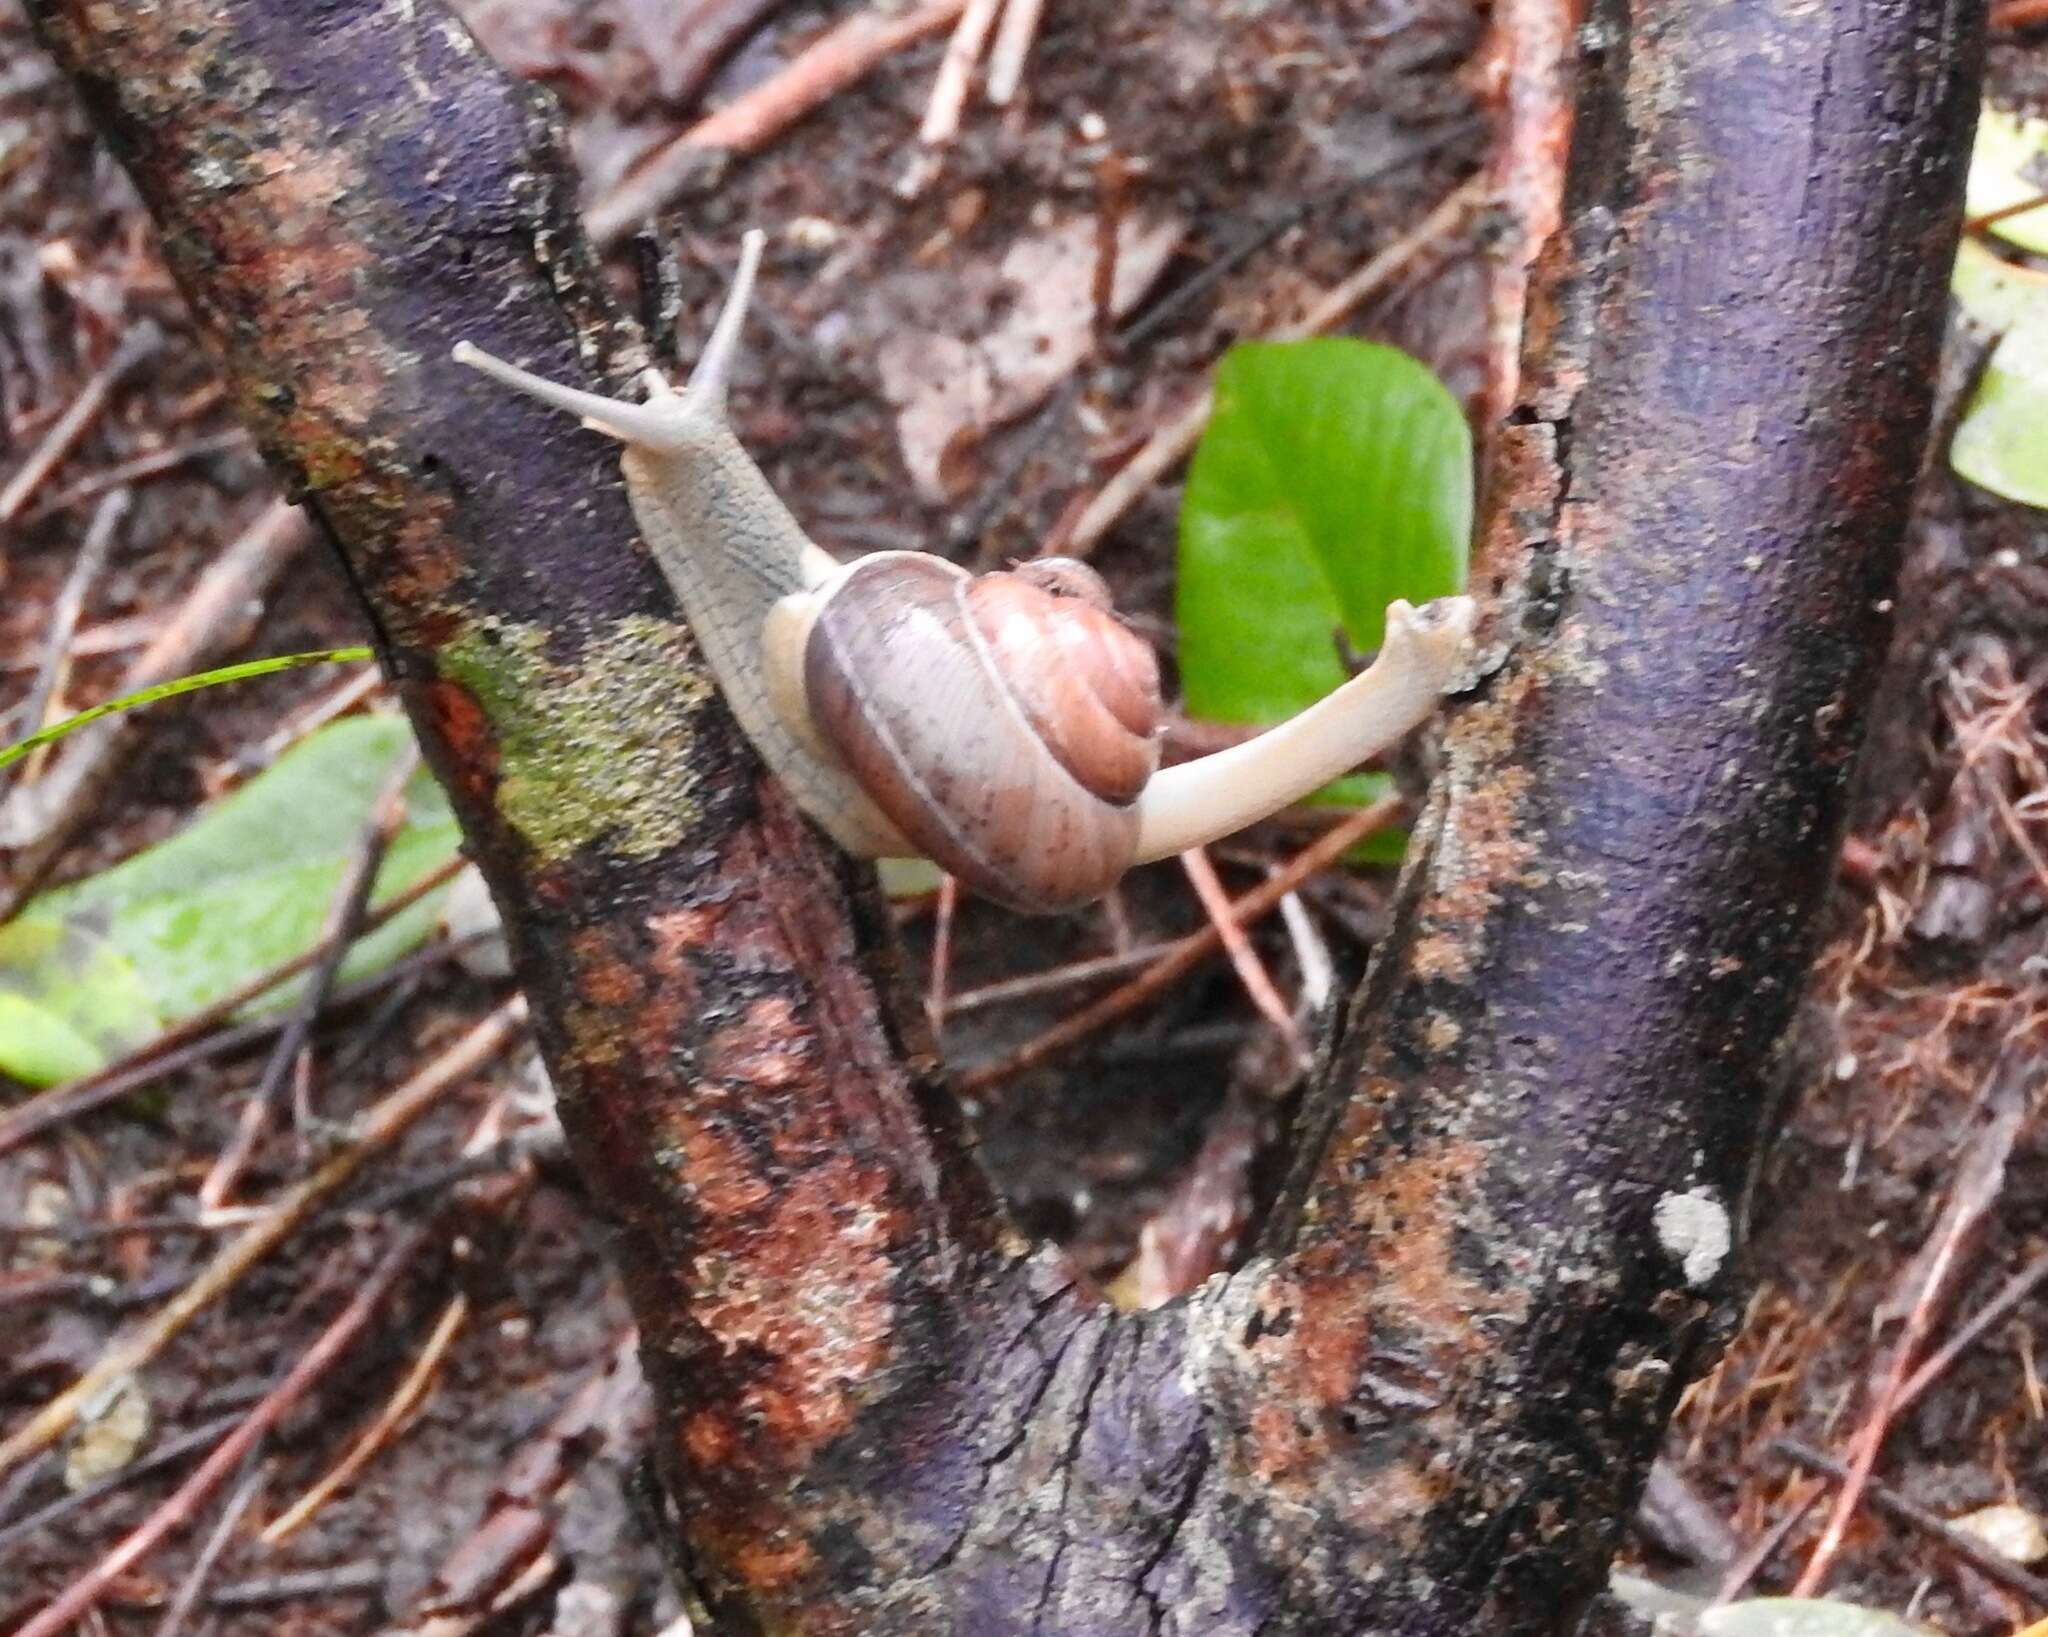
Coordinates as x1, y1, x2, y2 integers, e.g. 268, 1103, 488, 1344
1700, 1598, 1936, 1637
0, 715, 461, 1088
1952, 238, 2048, 335
1951, 311, 2048, 510
1966, 107, 2048, 257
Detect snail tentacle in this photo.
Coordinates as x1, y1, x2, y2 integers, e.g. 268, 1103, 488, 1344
448, 340, 712, 452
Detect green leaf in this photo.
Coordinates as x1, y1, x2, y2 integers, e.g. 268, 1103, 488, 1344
1949, 235, 2048, 512
0, 715, 461, 1088
1700, 1598, 1936, 1637
1952, 311, 2048, 511
875, 856, 947, 900
1941, 236, 2048, 512
1952, 237, 2048, 335
1966, 107, 2048, 257
0, 918, 162, 1085
1175, 339, 1470, 856
1177, 338, 1471, 730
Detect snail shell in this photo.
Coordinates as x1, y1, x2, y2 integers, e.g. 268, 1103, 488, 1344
801, 554, 1161, 912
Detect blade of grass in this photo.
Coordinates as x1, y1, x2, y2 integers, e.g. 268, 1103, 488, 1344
0, 648, 375, 773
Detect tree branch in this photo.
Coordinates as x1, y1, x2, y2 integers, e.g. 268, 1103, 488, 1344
23, 1, 1010, 1622
24, 0, 1982, 1631
1221, 0, 1984, 1623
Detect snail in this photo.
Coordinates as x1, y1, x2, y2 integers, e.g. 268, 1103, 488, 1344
453, 231, 1476, 913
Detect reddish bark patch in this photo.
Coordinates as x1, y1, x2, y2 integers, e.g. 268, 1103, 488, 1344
421, 677, 501, 806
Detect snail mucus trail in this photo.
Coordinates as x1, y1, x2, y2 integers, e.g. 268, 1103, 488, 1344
453, 230, 1477, 914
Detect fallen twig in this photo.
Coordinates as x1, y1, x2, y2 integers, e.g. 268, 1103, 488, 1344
153, 1454, 266, 1637
260, 1289, 469, 1543
920, 0, 1002, 145
205, 1562, 383, 1607
1773, 1439, 2048, 1611
945, 937, 1181, 1016
11, 1226, 430, 1637
0, 996, 527, 1481
646, 0, 788, 105
1898, 1246, 2048, 1406
0, 611, 166, 672
1179, 846, 1306, 1068
1790, 1075, 2024, 1597
1276, 878, 1334, 1012
201, 743, 422, 1208
6, 488, 129, 788
587, 0, 968, 247
27, 429, 250, 519
345, 1129, 557, 1218
926, 873, 959, 1041
1711, 1478, 1826, 1605
1114, 121, 1481, 360
1966, 191, 2048, 235
250, 665, 387, 765
955, 796, 1399, 1097
984, 0, 1046, 106
1055, 178, 1484, 558
0, 1211, 236, 1245
0, 321, 162, 523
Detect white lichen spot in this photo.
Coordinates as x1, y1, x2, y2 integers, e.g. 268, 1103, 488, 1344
1421, 1012, 1463, 1053
787, 215, 841, 253
1653, 1187, 1730, 1288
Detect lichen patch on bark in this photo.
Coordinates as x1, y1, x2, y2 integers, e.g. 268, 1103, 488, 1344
437, 613, 710, 863
1413, 701, 1541, 984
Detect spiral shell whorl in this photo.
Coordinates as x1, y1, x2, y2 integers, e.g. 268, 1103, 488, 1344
804, 554, 1163, 912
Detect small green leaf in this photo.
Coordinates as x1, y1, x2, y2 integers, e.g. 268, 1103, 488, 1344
1175, 338, 1470, 853
0, 715, 461, 1088
1177, 338, 1471, 730
1952, 237, 2048, 335
1700, 1597, 1936, 1637
1951, 311, 2048, 511
1966, 107, 2048, 257
1949, 235, 2048, 512
876, 856, 946, 900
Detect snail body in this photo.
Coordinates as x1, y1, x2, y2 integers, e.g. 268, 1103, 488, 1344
453, 232, 1475, 913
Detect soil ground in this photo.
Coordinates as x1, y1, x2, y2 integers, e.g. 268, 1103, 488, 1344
0, 2, 2043, 1633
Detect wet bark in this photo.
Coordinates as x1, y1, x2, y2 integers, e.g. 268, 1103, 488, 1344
25, 0, 1981, 1633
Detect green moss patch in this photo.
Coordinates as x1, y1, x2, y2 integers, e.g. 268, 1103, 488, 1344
442, 614, 712, 864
